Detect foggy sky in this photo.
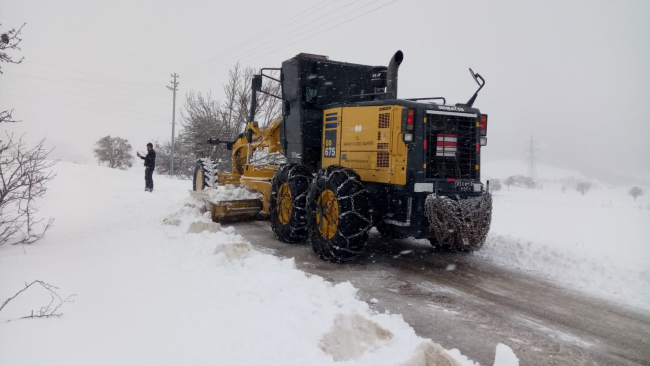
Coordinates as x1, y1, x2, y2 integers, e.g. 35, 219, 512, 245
1, 0, 649, 180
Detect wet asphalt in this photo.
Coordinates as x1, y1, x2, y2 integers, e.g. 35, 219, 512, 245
230, 220, 650, 366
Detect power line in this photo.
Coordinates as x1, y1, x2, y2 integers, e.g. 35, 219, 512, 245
22, 42, 165, 83
17, 64, 167, 98
0, 91, 166, 124
2, 77, 168, 113
179, 0, 333, 75
183, 0, 375, 82
3, 87, 168, 120
4, 72, 169, 106
184, 0, 397, 85
27, 60, 164, 91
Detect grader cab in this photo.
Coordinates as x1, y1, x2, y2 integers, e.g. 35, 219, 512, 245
192, 51, 492, 262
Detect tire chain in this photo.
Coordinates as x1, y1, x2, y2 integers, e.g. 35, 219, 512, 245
270, 164, 312, 242
310, 166, 372, 258
424, 193, 492, 251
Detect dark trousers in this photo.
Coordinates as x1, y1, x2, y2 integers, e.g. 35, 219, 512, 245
145, 168, 154, 190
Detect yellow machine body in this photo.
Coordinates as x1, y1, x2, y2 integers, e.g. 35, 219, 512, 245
203, 120, 281, 222
322, 106, 408, 185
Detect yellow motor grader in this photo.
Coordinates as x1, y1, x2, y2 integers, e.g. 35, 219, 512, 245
193, 51, 492, 262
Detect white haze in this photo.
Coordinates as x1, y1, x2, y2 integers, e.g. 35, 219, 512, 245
1, 0, 649, 180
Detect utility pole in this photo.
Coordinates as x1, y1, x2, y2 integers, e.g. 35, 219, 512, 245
524, 135, 540, 183
167, 73, 179, 175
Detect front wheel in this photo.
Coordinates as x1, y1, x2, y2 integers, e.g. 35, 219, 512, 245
308, 166, 372, 263
192, 159, 209, 191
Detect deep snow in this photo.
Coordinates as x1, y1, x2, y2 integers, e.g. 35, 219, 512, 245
480, 160, 650, 310
0, 162, 516, 366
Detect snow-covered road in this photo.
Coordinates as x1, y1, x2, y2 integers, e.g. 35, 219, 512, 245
232, 220, 650, 366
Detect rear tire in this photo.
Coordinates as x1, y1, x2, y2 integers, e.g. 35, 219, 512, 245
427, 238, 470, 253
308, 166, 372, 263
269, 164, 312, 244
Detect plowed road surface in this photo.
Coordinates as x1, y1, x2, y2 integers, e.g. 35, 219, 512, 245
231, 221, 650, 366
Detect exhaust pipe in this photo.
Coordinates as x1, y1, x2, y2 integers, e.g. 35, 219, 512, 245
386, 50, 403, 98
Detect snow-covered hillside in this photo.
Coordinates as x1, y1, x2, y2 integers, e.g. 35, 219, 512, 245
0, 163, 516, 366
479, 160, 650, 310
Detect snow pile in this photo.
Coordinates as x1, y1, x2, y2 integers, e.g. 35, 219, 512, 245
204, 184, 262, 203
319, 313, 393, 361
0, 162, 517, 366
478, 172, 650, 310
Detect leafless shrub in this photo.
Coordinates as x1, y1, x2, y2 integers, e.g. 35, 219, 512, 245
0, 133, 57, 246
0, 280, 76, 320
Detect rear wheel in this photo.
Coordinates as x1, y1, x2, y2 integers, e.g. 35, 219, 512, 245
308, 166, 372, 263
427, 237, 471, 253
269, 164, 312, 243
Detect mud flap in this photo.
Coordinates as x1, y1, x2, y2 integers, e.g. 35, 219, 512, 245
424, 193, 492, 251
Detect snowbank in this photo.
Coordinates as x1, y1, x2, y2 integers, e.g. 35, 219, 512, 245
204, 184, 262, 203
0, 163, 516, 366
479, 170, 650, 310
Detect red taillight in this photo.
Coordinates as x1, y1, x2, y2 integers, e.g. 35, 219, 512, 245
480, 114, 488, 136
406, 109, 414, 130
476, 142, 479, 151
447, 178, 456, 182
424, 140, 427, 150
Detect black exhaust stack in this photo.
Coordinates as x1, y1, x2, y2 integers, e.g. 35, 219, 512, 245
386, 50, 403, 98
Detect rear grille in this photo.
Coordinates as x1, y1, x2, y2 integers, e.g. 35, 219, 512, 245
425, 113, 477, 179
377, 151, 389, 167
378, 113, 390, 128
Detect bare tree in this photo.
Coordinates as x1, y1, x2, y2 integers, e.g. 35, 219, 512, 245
153, 137, 195, 179
504, 176, 515, 190
93, 136, 133, 170
1, 23, 26, 124
0, 133, 56, 247
174, 63, 283, 177
576, 182, 592, 195
628, 186, 645, 201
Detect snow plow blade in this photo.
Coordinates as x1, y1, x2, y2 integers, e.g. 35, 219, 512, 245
189, 190, 263, 223
424, 193, 492, 251
209, 199, 264, 223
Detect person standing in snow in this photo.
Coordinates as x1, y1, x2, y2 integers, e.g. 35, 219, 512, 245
137, 143, 156, 192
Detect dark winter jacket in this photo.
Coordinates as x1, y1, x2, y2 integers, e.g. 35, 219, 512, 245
141, 149, 156, 169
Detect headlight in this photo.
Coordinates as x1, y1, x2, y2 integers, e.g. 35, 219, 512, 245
403, 133, 413, 142
480, 137, 487, 146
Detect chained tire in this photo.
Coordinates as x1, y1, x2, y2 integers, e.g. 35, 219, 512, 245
269, 164, 312, 244
424, 194, 492, 253
308, 166, 372, 263
376, 223, 407, 239
193, 158, 217, 191
427, 238, 460, 252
